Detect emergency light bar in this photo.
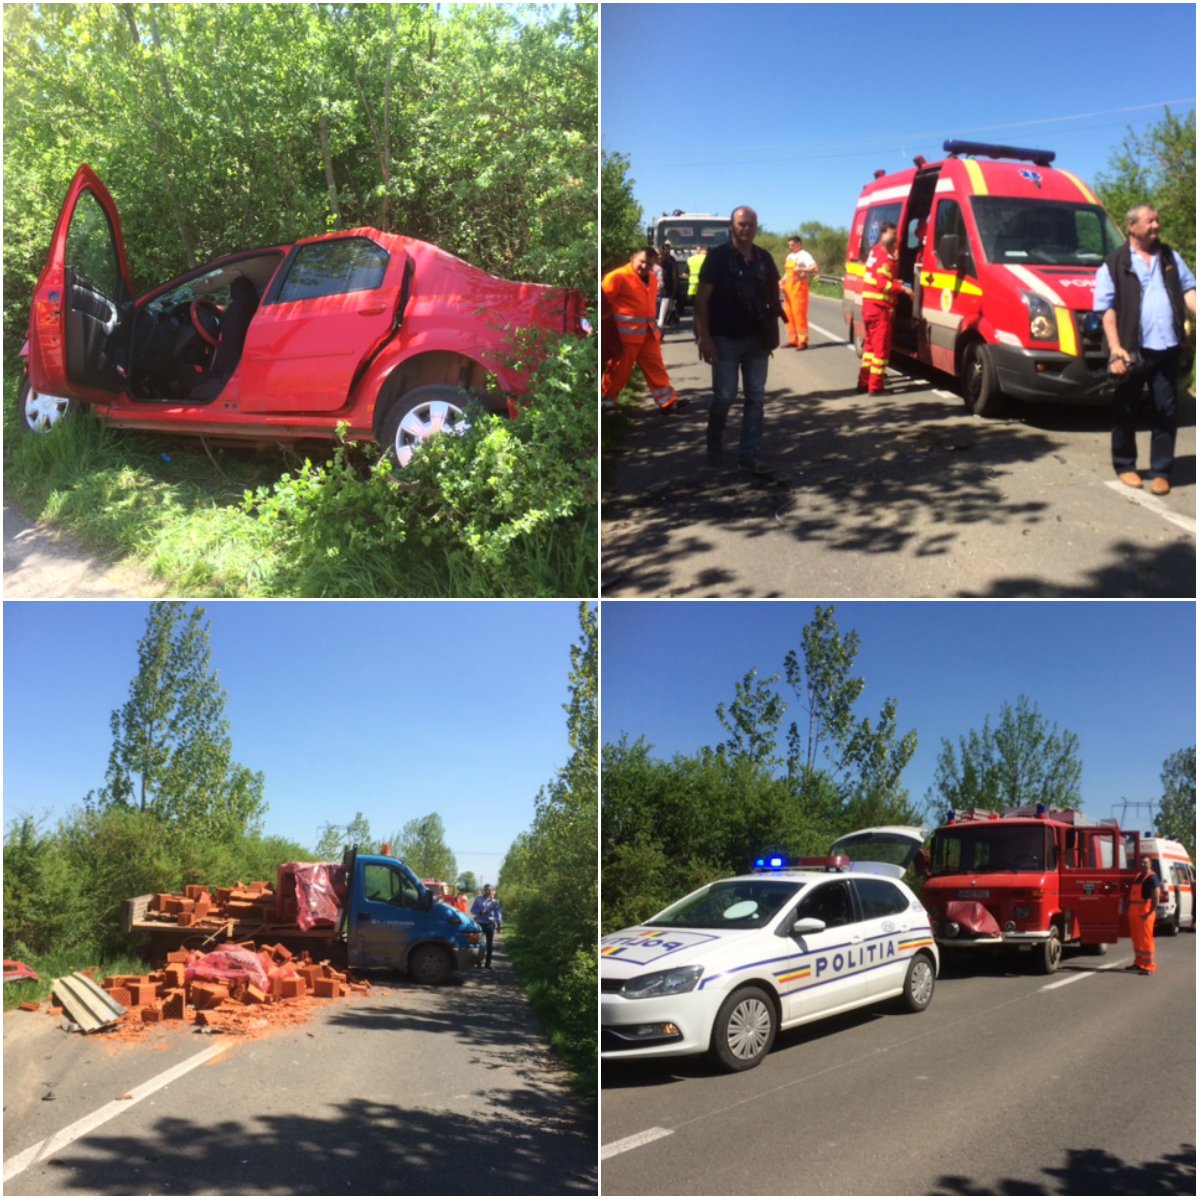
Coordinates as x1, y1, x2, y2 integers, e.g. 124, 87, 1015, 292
752, 855, 850, 873
943, 139, 1056, 167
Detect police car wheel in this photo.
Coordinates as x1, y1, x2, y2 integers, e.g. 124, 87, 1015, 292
709, 986, 777, 1071
900, 953, 936, 1012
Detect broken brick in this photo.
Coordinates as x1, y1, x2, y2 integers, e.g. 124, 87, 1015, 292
142, 1006, 163, 1023
244, 985, 268, 1005
162, 990, 186, 1020
190, 983, 229, 1009
18, 1001, 41, 1012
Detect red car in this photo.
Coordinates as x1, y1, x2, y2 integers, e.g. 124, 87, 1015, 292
20, 165, 586, 464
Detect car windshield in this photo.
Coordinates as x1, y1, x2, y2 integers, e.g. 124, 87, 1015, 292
971, 197, 1125, 266
146, 267, 228, 314
656, 221, 730, 250
930, 825, 1051, 874
645, 879, 799, 929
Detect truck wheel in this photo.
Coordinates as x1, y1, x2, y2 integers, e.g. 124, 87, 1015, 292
408, 944, 453, 986
379, 384, 481, 468
898, 953, 936, 1012
708, 985, 776, 1071
959, 341, 1005, 418
1035, 926, 1062, 975
1162, 908, 1179, 937
18, 371, 75, 433
1081, 943, 1110, 956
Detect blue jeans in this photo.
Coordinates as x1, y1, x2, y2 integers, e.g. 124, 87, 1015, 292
707, 336, 770, 462
1112, 346, 1180, 479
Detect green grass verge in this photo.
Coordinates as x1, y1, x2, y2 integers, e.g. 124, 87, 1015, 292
3, 949, 151, 1011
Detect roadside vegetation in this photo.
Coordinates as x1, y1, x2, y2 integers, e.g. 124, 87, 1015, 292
2, 3, 597, 597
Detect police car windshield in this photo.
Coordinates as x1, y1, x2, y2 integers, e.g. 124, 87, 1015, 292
971, 198, 1125, 266
646, 880, 799, 929
657, 223, 731, 250
930, 825, 1051, 874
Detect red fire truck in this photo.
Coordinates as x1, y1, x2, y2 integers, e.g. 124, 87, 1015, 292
843, 139, 1127, 416
919, 805, 1140, 974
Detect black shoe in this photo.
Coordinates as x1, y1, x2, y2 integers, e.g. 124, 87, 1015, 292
738, 457, 774, 478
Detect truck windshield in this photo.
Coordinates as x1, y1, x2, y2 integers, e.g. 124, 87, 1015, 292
647, 879, 798, 929
656, 221, 730, 250
971, 198, 1125, 267
930, 825, 1052, 874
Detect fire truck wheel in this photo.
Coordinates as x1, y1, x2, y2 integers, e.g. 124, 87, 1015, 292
1080, 942, 1109, 956
899, 953, 936, 1012
380, 384, 483, 469
709, 985, 777, 1071
18, 370, 76, 434
959, 340, 1005, 418
408, 944, 453, 986
1035, 926, 1062, 974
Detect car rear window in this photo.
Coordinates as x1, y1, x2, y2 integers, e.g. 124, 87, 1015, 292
276, 237, 388, 302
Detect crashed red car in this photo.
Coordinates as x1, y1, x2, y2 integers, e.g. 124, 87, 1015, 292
20, 165, 586, 465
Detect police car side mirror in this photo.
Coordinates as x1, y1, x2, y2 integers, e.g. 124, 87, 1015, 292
792, 917, 826, 936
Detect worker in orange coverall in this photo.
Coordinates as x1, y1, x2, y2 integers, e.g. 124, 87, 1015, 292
780, 235, 818, 348
1126, 855, 1164, 975
857, 221, 912, 394
601, 247, 680, 412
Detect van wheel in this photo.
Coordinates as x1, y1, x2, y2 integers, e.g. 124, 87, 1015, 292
959, 341, 1005, 417
408, 944, 453, 986
1035, 926, 1062, 974
379, 384, 481, 468
709, 986, 776, 1071
848, 315, 864, 355
898, 953, 936, 1012
1162, 908, 1179, 937
18, 371, 75, 433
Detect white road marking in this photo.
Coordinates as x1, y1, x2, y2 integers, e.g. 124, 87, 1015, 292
3, 1042, 230, 1182
1040, 957, 1130, 991
601, 1126, 674, 1160
806, 319, 845, 346
1104, 480, 1196, 535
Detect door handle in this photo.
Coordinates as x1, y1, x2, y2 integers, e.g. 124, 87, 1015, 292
358, 306, 386, 316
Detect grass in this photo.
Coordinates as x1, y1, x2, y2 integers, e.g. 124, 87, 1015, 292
4, 348, 597, 597
3, 948, 151, 1012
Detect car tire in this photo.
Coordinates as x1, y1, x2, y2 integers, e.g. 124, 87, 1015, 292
379, 383, 482, 468
959, 340, 1005, 418
1034, 925, 1062, 975
899, 952, 936, 1012
408, 944, 453, 986
709, 985, 777, 1072
17, 371, 75, 433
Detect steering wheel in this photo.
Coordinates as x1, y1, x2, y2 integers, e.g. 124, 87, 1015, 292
189, 298, 223, 346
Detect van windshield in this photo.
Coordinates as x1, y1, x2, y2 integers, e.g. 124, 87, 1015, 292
930, 825, 1052, 874
971, 198, 1124, 267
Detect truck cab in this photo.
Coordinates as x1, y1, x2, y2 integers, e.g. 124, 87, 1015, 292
920, 806, 1140, 973
342, 849, 482, 984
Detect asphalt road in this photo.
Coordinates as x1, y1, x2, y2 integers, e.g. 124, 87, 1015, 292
600, 933, 1195, 1196
601, 295, 1196, 597
4, 942, 596, 1196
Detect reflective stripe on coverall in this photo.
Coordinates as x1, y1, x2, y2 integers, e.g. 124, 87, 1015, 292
780, 251, 813, 347
858, 243, 903, 394
601, 262, 678, 410
1128, 871, 1158, 973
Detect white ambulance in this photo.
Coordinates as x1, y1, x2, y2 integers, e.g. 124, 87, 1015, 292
1138, 836, 1195, 935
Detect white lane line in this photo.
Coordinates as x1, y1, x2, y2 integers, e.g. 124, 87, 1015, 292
601, 1126, 674, 1161
3, 1041, 230, 1182
1104, 480, 1196, 535
1041, 957, 1131, 991
807, 319, 846, 346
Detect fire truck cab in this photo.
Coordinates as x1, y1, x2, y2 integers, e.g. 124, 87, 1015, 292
920, 805, 1140, 974
843, 140, 1127, 416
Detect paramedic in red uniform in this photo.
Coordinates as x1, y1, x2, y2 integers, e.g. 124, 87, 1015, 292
857, 222, 912, 394
601, 247, 680, 412
1126, 855, 1164, 975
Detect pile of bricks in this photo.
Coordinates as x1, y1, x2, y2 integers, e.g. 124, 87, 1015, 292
147, 882, 276, 929
99, 942, 369, 1031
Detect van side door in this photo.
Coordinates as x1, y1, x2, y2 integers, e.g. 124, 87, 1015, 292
347, 859, 428, 968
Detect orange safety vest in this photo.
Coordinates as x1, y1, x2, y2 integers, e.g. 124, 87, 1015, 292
601, 262, 659, 346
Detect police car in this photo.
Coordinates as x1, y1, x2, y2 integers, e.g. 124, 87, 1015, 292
601, 827, 936, 1071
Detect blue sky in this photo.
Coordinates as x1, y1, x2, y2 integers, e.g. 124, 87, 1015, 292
600, 601, 1196, 828
602, 3, 1196, 232
3, 601, 589, 888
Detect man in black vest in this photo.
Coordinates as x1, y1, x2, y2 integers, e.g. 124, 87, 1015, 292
1093, 204, 1196, 496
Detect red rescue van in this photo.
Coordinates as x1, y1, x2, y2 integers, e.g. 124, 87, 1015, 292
919, 805, 1140, 973
843, 140, 1126, 416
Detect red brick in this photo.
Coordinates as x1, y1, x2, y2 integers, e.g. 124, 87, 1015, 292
162, 989, 186, 1020
312, 977, 338, 999
151, 893, 172, 911
278, 976, 304, 1000
191, 983, 229, 1009
18, 1001, 40, 1012
163, 896, 185, 914
193, 894, 212, 919
141, 1006, 163, 1023
272, 942, 293, 962
106, 986, 132, 1008
184, 884, 207, 900
129, 982, 158, 1007
176, 912, 196, 927
164, 963, 186, 988
165, 949, 190, 964
244, 985, 268, 1005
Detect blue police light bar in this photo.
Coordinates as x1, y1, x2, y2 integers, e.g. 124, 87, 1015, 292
752, 855, 850, 873
943, 139, 1055, 167
753, 854, 788, 871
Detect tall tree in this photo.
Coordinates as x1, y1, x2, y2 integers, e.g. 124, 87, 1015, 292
1156, 745, 1195, 857
87, 602, 265, 842
715, 669, 786, 767
601, 149, 644, 273
396, 813, 456, 881
927, 695, 1082, 817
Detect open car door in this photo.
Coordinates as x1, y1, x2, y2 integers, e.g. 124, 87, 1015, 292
27, 164, 134, 397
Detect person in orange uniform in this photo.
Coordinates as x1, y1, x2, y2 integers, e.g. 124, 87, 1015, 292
602, 248, 680, 412
857, 222, 911, 394
780, 235, 818, 349
1126, 855, 1164, 975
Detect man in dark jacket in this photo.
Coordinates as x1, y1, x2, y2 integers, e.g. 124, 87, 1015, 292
1093, 204, 1196, 496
